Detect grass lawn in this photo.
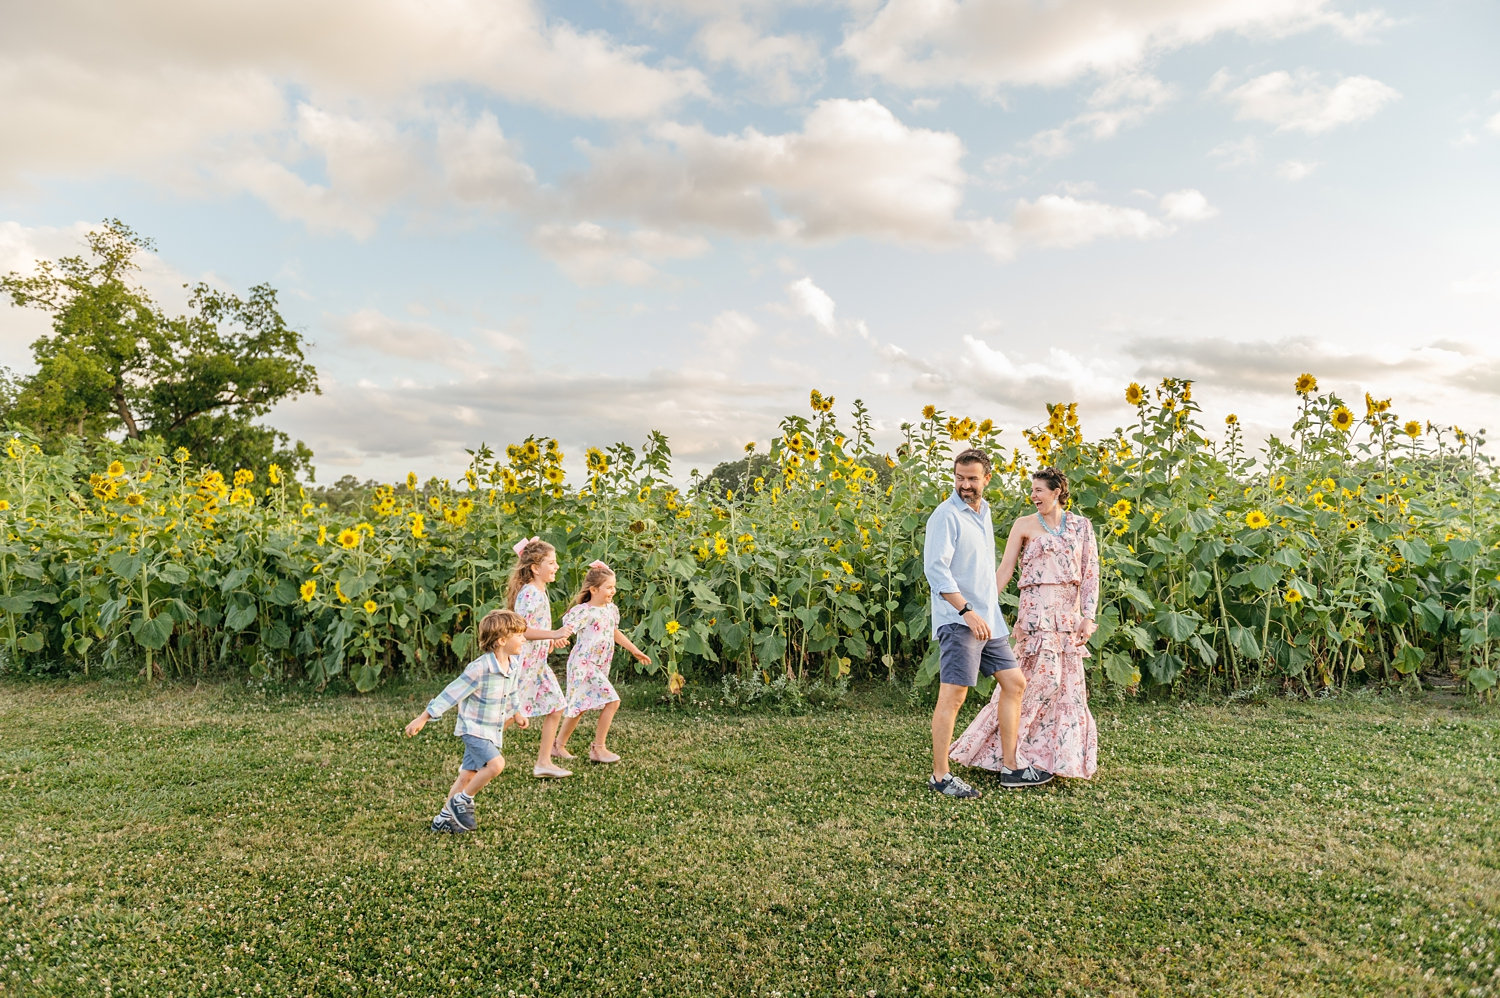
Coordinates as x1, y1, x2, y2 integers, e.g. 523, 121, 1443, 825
0, 679, 1497, 997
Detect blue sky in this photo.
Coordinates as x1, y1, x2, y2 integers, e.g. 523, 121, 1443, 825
2, 0, 1498, 482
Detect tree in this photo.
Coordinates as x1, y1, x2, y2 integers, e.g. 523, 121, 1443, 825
0, 219, 319, 475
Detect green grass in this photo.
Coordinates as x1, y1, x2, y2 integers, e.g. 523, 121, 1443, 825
1, 680, 1497, 997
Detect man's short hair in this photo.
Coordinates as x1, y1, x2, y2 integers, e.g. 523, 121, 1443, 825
953, 448, 991, 475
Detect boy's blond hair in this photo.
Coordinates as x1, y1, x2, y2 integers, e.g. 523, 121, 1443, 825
477, 608, 527, 655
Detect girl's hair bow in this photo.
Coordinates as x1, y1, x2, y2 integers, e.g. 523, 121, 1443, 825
512, 535, 540, 557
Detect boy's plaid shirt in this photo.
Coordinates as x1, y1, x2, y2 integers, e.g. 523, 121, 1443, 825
425, 652, 522, 746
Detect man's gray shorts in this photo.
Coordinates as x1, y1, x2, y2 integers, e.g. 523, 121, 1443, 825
936, 622, 1019, 687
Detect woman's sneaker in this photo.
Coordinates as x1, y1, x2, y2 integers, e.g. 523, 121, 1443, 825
928, 773, 982, 799
999, 765, 1052, 789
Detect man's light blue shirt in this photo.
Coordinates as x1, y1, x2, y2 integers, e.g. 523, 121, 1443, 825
923, 491, 1010, 640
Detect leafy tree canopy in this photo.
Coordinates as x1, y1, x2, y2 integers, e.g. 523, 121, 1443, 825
0, 219, 319, 476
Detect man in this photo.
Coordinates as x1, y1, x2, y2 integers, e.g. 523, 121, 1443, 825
923, 448, 1050, 798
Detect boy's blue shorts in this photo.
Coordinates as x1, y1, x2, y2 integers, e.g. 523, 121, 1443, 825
460, 734, 502, 771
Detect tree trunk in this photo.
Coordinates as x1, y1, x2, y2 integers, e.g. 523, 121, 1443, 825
114, 389, 141, 439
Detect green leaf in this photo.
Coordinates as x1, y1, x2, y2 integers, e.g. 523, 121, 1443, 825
108, 552, 143, 580
18, 630, 45, 653
1395, 538, 1432, 567
264, 621, 291, 650
1247, 563, 1281, 591
225, 600, 257, 632
1271, 547, 1303, 569
219, 566, 253, 592
1228, 624, 1262, 660
156, 563, 191, 585
1145, 650, 1185, 685
1102, 652, 1139, 687
1466, 667, 1496, 692
130, 613, 175, 650
1154, 609, 1199, 642
0, 594, 36, 614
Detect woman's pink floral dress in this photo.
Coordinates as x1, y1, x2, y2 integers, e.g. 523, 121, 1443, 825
951, 512, 1100, 778
513, 583, 566, 717
559, 601, 622, 717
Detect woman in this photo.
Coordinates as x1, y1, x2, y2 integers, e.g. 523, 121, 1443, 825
950, 466, 1100, 780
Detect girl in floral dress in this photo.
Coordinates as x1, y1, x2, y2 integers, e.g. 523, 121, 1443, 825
553, 562, 651, 764
505, 537, 575, 778
951, 467, 1100, 779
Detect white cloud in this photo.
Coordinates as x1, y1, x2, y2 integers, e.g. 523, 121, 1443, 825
841, 0, 1389, 92
1159, 188, 1218, 221
437, 112, 539, 211
1010, 195, 1171, 249
1275, 159, 1319, 181
1486, 111, 1500, 136
786, 277, 839, 334
699, 310, 761, 365
1208, 135, 1261, 167
568, 98, 969, 244
531, 221, 710, 285
957, 336, 1124, 412
1221, 70, 1399, 133
1012, 73, 1175, 162
694, 15, 823, 103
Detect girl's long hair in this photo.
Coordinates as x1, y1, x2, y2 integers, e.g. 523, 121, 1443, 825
505, 538, 556, 610
572, 563, 616, 607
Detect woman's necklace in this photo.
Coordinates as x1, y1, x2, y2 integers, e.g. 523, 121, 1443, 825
1037, 509, 1067, 536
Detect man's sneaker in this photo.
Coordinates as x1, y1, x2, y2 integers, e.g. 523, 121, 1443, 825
999, 764, 1053, 789
430, 811, 467, 834
928, 773, 982, 799
447, 793, 477, 831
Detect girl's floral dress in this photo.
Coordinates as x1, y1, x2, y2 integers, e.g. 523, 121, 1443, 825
951, 512, 1100, 779
513, 583, 566, 717
559, 601, 622, 717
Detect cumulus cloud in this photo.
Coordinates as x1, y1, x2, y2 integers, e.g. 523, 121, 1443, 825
693, 15, 823, 103
841, 0, 1389, 92
1119, 336, 1456, 395
567, 98, 968, 244
1487, 111, 1500, 136
1002, 73, 1175, 170
1220, 70, 1399, 133
786, 277, 839, 334
1159, 188, 1219, 221
1010, 195, 1170, 249
1208, 135, 1261, 168
531, 221, 710, 285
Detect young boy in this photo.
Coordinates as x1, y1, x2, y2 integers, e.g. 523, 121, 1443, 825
405, 608, 530, 833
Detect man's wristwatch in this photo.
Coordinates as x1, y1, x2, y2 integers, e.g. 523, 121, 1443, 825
957, 602, 974, 617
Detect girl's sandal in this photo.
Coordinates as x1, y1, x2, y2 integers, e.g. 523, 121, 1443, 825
552, 745, 576, 760
589, 748, 621, 764
532, 762, 572, 778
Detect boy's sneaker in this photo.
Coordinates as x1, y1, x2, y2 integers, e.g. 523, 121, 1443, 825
430, 812, 467, 834
928, 773, 982, 799
999, 764, 1053, 789
447, 793, 477, 831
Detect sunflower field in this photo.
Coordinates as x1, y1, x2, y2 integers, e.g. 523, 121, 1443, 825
1, 377, 1497, 696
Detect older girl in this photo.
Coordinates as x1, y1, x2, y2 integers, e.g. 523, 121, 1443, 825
506, 537, 575, 778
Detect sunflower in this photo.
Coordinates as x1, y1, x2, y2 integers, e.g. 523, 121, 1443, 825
810, 389, 824, 410
317, 524, 327, 546
0, 500, 8, 511
767, 595, 779, 608
123, 492, 145, 507
1109, 498, 1131, 518
300, 579, 317, 602
106, 460, 126, 478
1225, 413, 1238, 426
1125, 383, 1145, 406
172, 447, 190, 464
363, 600, 378, 615
406, 471, 418, 490
1111, 520, 1127, 536
921, 404, 938, 421
410, 513, 425, 539
664, 619, 681, 636
1283, 588, 1303, 604
1295, 373, 1318, 395
1245, 510, 1270, 529
1330, 406, 1355, 432
977, 418, 994, 435
713, 534, 729, 557
233, 468, 254, 487
337, 528, 361, 549
666, 671, 686, 694
1403, 421, 1421, 438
